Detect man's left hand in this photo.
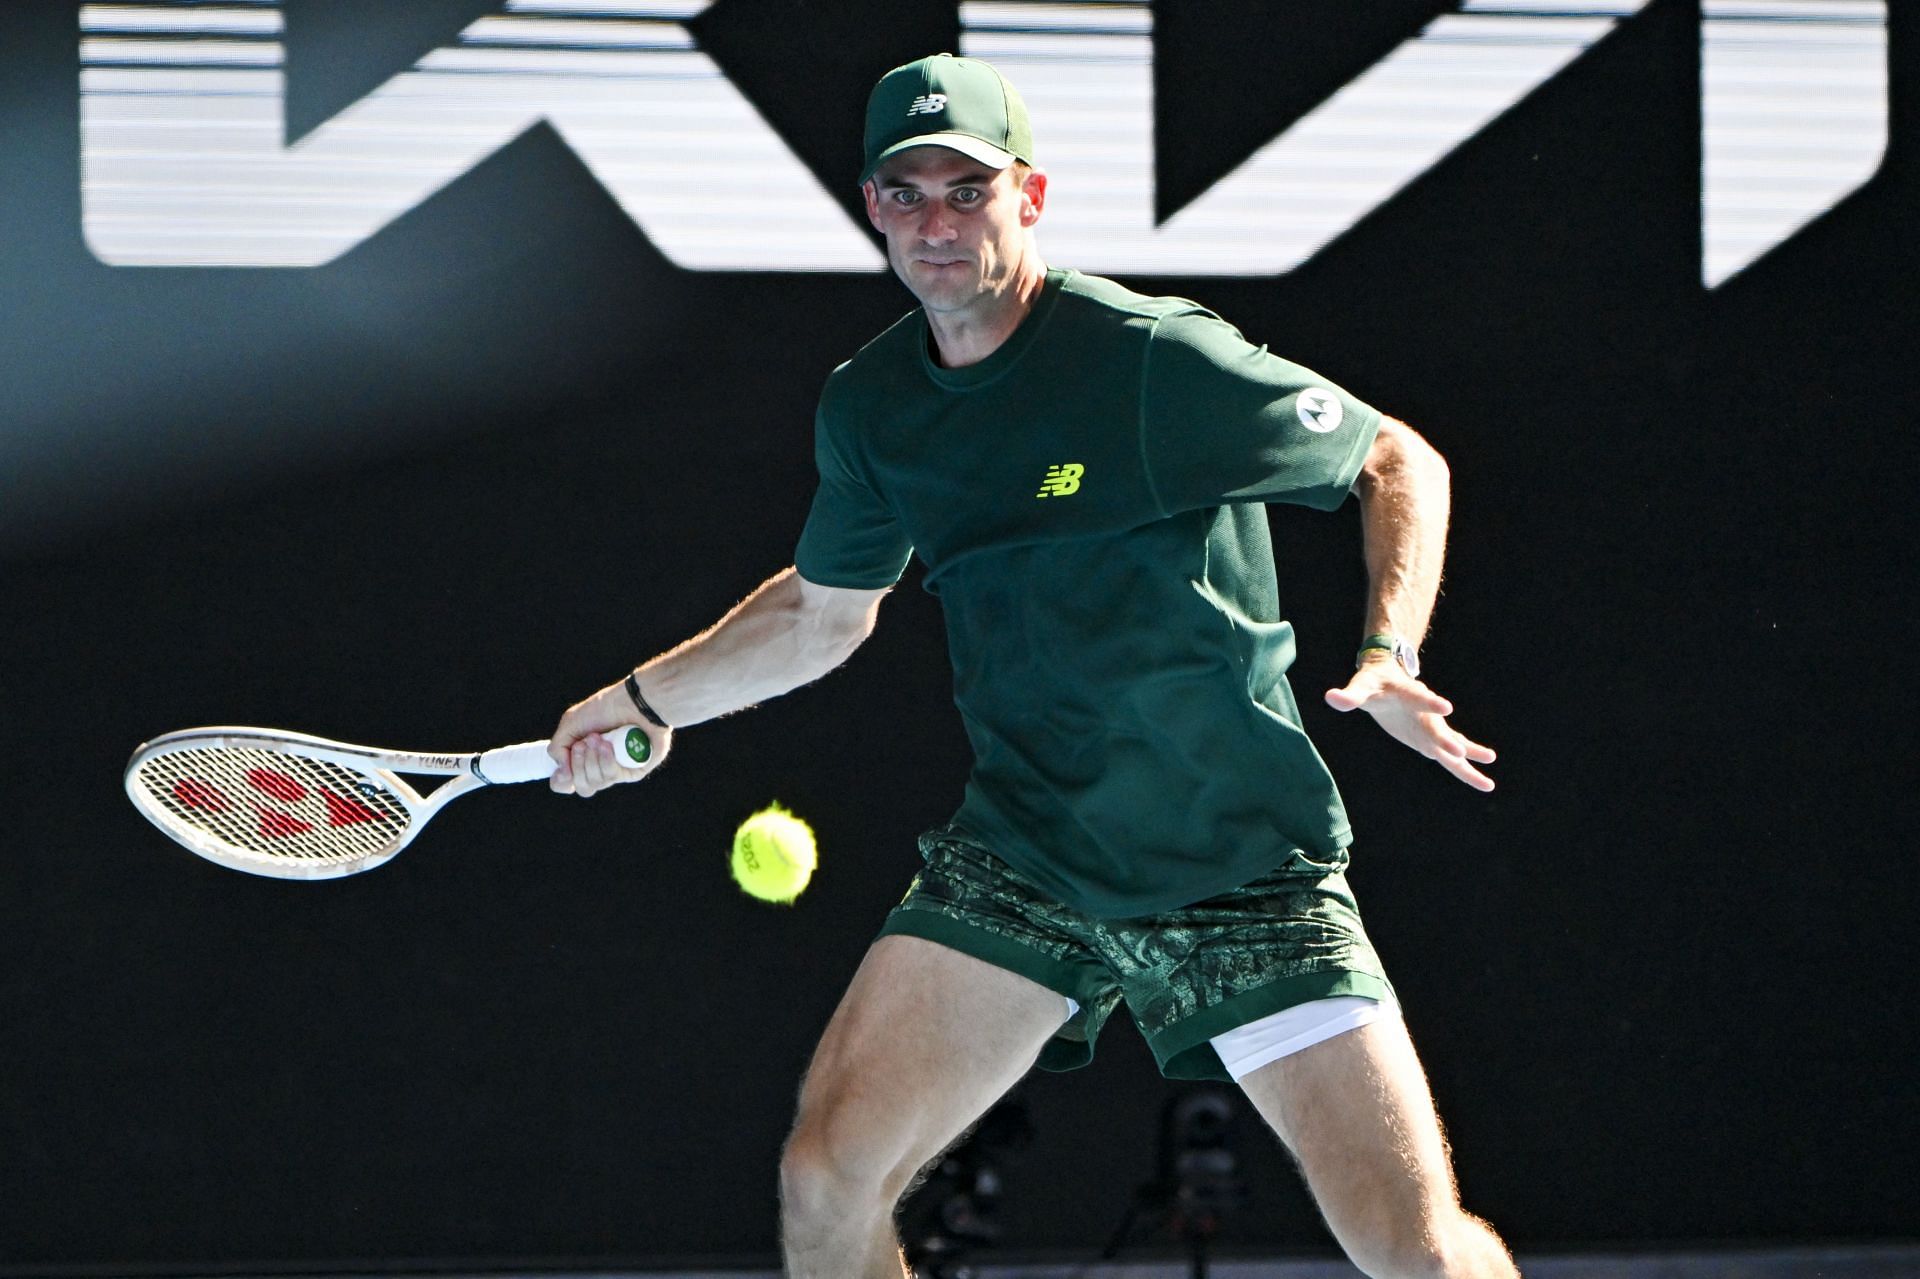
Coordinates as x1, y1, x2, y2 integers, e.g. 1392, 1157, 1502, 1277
1325, 659, 1497, 792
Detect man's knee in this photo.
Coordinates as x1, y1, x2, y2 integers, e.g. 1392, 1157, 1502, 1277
779, 1097, 917, 1220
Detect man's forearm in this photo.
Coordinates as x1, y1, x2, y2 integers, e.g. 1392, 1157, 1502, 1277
1354, 418, 1451, 649
630, 567, 875, 728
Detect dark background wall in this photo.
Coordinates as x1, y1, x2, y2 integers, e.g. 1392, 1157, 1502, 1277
2, 0, 1915, 1271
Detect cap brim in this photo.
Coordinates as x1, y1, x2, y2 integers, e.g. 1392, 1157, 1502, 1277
861, 133, 1019, 183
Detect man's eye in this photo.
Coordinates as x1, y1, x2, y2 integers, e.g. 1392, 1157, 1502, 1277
952, 189, 981, 205
894, 190, 921, 205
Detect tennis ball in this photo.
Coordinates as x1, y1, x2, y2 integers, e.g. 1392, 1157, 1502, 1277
730, 804, 816, 904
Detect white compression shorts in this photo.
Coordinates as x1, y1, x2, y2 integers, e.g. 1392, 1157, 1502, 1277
1209, 995, 1396, 1081
1059, 983, 1405, 1075
1063, 993, 1396, 1082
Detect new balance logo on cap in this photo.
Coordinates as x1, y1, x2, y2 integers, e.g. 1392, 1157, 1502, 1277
906, 94, 948, 117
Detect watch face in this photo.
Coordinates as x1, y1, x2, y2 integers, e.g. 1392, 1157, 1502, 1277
1392, 637, 1420, 680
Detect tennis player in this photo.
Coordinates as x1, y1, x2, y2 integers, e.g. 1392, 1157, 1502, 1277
549, 54, 1514, 1279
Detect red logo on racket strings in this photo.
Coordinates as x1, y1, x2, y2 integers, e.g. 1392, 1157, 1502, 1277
172, 779, 228, 811
172, 769, 389, 839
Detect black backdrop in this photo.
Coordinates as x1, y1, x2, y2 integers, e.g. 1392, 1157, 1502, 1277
3, 0, 1916, 1271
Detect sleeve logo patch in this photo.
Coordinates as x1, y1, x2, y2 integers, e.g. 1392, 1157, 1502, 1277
1036, 463, 1085, 498
1296, 389, 1344, 433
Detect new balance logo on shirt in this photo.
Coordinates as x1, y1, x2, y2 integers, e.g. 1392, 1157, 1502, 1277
1036, 463, 1085, 498
906, 94, 948, 117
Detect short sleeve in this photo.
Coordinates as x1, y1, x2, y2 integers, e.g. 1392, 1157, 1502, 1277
793, 400, 913, 590
1140, 310, 1382, 514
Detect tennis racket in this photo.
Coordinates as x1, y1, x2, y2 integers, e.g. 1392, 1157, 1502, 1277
124, 724, 650, 880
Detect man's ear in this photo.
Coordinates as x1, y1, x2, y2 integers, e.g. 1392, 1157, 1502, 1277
1019, 168, 1047, 225
862, 179, 882, 233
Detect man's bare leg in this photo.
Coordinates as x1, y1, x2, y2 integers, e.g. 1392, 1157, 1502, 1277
1237, 1015, 1518, 1279
780, 934, 1068, 1278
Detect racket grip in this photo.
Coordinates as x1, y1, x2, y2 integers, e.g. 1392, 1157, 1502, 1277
477, 727, 652, 785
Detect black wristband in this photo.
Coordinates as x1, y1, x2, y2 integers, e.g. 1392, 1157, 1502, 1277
624, 672, 670, 729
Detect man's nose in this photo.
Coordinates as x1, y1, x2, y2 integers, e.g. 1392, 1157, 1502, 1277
918, 205, 958, 244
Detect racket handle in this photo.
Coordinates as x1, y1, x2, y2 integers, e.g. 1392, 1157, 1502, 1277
476, 727, 652, 785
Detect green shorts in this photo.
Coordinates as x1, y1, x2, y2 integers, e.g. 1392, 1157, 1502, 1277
877, 825, 1394, 1082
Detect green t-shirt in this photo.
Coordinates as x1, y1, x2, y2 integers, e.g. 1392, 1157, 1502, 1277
795, 269, 1382, 918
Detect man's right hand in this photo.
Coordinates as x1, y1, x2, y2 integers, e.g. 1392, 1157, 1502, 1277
1324, 656, 1495, 792
546, 679, 673, 796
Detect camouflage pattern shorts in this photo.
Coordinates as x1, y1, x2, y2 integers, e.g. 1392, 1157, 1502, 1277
877, 825, 1394, 1081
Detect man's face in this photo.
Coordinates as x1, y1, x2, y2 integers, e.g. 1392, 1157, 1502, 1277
862, 147, 1044, 315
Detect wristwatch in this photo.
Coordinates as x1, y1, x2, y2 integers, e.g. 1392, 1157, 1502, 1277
1356, 633, 1420, 679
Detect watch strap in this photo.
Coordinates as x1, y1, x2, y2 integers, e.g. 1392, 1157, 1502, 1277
1356, 633, 1420, 679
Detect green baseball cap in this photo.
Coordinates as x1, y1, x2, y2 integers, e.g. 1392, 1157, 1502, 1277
860, 54, 1034, 184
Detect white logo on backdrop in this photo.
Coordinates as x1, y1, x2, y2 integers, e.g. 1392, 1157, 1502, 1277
77, 0, 1888, 286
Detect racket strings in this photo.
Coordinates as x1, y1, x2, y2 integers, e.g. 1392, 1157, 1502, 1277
131, 746, 412, 865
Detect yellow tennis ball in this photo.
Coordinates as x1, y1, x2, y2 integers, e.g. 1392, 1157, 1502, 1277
730, 804, 816, 904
